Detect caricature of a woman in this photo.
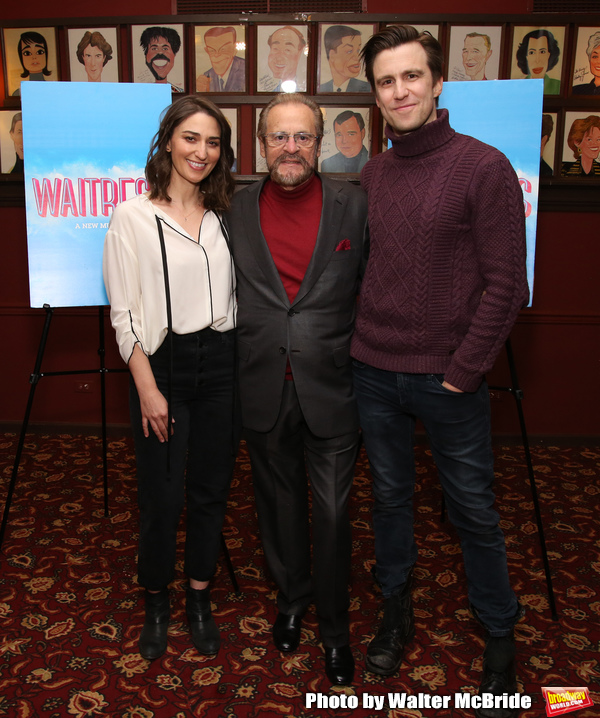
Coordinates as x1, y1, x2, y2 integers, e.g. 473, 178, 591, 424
12, 31, 52, 96
573, 31, 600, 96
561, 116, 600, 177
516, 29, 561, 95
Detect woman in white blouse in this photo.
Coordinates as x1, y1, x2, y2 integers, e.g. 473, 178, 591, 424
103, 96, 237, 661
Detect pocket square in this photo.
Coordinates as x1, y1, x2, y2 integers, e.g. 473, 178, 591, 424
335, 239, 351, 251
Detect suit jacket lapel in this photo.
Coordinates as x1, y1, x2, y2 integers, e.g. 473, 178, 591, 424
243, 177, 290, 307
294, 175, 346, 305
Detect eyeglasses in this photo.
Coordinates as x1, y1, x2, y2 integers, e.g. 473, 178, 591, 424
263, 132, 320, 149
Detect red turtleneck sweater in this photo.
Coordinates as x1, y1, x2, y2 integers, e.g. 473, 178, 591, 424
259, 173, 323, 304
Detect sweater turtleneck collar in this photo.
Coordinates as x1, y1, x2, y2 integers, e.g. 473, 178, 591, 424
386, 108, 455, 158
264, 171, 320, 200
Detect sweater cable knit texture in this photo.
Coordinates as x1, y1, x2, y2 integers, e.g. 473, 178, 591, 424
352, 109, 529, 392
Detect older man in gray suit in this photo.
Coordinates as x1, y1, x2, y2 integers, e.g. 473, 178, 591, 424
226, 94, 368, 687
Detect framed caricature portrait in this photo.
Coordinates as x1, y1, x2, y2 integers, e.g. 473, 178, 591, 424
0, 110, 24, 174
448, 26, 502, 82
319, 106, 371, 174
510, 26, 565, 95
571, 27, 600, 96
256, 25, 308, 93
67, 27, 119, 83
561, 111, 600, 178
2, 27, 59, 98
540, 112, 557, 178
254, 107, 268, 173
220, 106, 239, 173
195, 25, 246, 93
131, 24, 185, 93
317, 23, 375, 94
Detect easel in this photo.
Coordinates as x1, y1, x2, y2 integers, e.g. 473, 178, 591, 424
0, 305, 240, 593
440, 338, 558, 621
489, 338, 558, 620
0, 305, 114, 549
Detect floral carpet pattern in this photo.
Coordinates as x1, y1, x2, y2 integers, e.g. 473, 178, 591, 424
0, 432, 599, 718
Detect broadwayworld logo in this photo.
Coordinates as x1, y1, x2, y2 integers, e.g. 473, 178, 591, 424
542, 687, 593, 717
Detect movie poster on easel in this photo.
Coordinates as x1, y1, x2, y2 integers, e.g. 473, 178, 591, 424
21, 82, 172, 308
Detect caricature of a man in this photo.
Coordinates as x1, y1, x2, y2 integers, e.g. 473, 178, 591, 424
319, 26, 370, 92
462, 32, 492, 81
196, 26, 245, 93
265, 26, 305, 90
76, 31, 113, 82
540, 114, 554, 177
140, 27, 184, 92
9, 112, 24, 174
322, 110, 368, 173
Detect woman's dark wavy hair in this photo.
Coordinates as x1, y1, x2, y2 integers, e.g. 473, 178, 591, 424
516, 29, 560, 75
146, 96, 235, 212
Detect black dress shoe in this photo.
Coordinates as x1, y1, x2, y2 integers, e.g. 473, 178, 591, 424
273, 613, 302, 652
475, 636, 519, 718
325, 645, 355, 686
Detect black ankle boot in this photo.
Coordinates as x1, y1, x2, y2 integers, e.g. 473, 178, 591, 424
472, 603, 523, 718
366, 569, 415, 676
139, 588, 170, 661
186, 586, 220, 656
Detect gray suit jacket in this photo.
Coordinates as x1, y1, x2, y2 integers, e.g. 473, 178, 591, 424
204, 55, 245, 92
318, 77, 371, 93
226, 174, 368, 436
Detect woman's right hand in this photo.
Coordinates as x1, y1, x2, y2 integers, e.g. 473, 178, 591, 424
129, 344, 174, 442
138, 386, 173, 442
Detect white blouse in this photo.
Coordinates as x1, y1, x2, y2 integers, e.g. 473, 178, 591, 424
103, 193, 236, 364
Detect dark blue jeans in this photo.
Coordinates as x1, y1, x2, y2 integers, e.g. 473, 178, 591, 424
353, 362, 518, 636
130, 328, 238, 590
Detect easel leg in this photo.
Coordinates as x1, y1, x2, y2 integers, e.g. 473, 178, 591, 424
220, 533, 240, 594
98, 307, 109, 517
0, 305, 54, 552
503, 339, 558, 620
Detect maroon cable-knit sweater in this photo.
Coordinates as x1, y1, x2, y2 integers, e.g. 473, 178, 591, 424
351, 109, 529, 392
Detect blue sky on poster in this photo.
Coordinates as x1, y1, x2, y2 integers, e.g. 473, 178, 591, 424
22, 82, 171, 308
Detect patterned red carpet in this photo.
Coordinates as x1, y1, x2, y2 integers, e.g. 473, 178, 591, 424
0, 432, 598, 718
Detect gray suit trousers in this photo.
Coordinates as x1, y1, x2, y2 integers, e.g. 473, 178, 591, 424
244, 380, 359, 647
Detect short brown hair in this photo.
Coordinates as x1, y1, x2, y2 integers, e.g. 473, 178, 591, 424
146, 96, 235, 212
76, 31, 113, 66
541, 114, 554, 140
257, 93, 324, 141
204, 26, 237, 43
567, 115, 600, 159
360, 24, 443, 89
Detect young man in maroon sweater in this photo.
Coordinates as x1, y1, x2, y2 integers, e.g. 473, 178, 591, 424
226, 94, 368, 686
351, 25, 529, 718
